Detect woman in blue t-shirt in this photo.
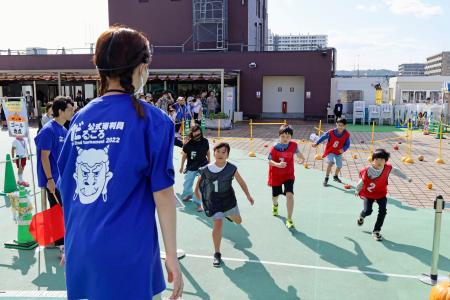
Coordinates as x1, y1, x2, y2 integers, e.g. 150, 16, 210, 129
57, 26, 183, 300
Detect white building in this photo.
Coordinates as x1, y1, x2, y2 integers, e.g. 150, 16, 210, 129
268, 31, 328, 51
389, 76, 450, 104
425, 52, 450, 76
330, 77, 390, 116
398, 63, 425, 76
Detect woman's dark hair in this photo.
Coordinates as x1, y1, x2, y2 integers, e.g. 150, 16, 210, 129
94, 25, 151, 118
52, 96, 69, 117
372, 148, 390, 161
188, 124, 202, 139
279, 124, 293, 136
213, 142, 230, 154
45, 102, 53, 113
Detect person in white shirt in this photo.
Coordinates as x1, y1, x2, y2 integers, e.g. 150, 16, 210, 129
11, 136, 29, 187
190, 96, 203, 124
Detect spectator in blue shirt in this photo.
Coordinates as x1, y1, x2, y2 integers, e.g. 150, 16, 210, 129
35, 96, 72, 250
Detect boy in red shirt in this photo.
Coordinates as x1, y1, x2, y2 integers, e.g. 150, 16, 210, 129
312, 118, 350, 186
268, 124, 305, 229
356, 149, 412, 241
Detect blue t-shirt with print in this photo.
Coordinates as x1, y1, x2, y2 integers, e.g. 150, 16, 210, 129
34, 120, 68, 188
57, 94, 175, 300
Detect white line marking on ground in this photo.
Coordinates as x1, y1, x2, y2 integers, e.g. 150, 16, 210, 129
0, 253, 420, 298
0, 291, 66, 297
185, 253, 420, 280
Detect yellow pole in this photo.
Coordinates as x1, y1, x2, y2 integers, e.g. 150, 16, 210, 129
368, 121, 375, 162
181, 118, 185, 144
401, 121, 409, 162
218, 118, 221, 140
436, 115, 445, 164
410, 121, 413, 157
405, 120, 414, 163
315, 120, 323, 160
248, 119, 256, 157
371, 121, 375, 153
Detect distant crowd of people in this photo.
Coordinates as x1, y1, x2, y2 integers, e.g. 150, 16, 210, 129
137, 90, 219, 124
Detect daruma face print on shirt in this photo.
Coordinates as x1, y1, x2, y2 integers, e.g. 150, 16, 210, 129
69, 120, 124, 205
74, 146, 113, 204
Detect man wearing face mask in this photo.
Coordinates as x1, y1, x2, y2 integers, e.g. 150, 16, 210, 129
179, 124, 210, 212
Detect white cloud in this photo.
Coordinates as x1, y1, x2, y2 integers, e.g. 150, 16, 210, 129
383, 0, 443, 18
356, 4, 380, 12
328, 28, 431, 69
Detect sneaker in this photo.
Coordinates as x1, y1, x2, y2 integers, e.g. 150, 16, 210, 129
357, 216, 364, 226
182, 195, 192, 202
333, 175, 343, 184
272, 204, 279, 216
21, 181, 30, 187
286, 219, 295, 229
196, 205, 204, 212
372, 231, 383, 241
213, 252, 222, 267
323, 177, 329, 187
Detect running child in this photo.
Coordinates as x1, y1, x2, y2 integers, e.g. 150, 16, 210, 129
268, 124, 305, 229
194, 142, 254, 267
356, 148, 412, 241
180, 124, 210, 211
11, 136, 29, 187
312, 117, 350, 186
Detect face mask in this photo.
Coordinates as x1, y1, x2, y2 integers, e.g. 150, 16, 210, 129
134, 73, 145, 97
134, 66, 148, 97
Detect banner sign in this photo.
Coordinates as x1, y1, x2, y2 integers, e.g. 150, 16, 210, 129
1, 97, 29, 138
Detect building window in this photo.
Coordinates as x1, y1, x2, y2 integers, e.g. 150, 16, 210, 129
430, 91, 441, 102
290, 87, 295, 92
256, 0, 261, 17
139, 0, 149, 2
401, 91, 414, 103
277, 87, 282, 92
339, 90, 363, 103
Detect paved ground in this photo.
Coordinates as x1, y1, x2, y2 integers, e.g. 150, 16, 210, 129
206, 120, 450, 208
0, 124, 450, 299
1, 146, 450, 299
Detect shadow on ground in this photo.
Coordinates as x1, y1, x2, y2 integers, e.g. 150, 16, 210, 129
180, 203, 300, 299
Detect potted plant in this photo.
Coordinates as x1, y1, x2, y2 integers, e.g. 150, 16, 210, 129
206, 112, 232, 129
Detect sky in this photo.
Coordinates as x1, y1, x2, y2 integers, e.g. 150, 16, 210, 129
0, 0, 448, 70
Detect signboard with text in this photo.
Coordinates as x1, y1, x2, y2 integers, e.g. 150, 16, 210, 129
1, 97, 29, 138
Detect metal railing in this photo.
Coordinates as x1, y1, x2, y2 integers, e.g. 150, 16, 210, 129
1, 43, 332, 56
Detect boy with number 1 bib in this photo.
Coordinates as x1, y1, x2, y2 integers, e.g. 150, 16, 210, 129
195, 142, 254, 267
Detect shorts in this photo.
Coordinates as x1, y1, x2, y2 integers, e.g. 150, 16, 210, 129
326, 153, 343, 168
212, 205, 240, 221
15, 157, 27, 168
272, 179, 295, 197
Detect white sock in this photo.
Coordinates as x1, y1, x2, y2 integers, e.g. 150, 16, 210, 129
18, 174, 23, 182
